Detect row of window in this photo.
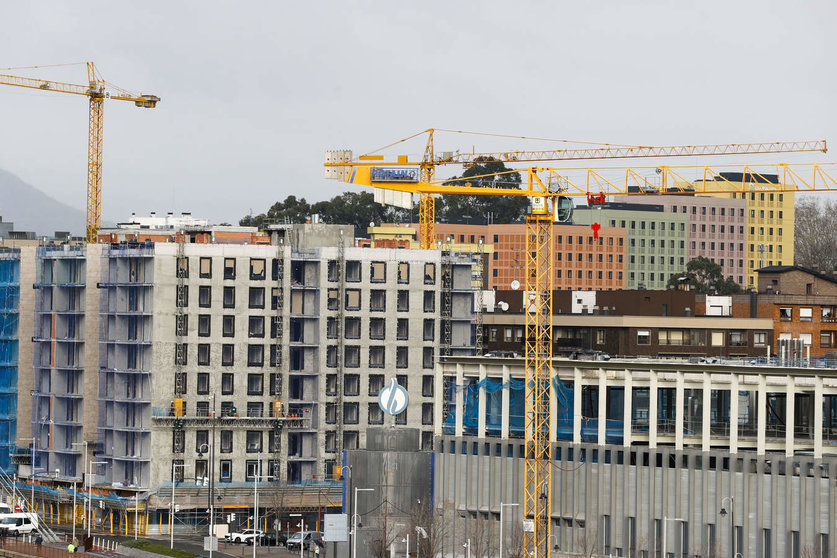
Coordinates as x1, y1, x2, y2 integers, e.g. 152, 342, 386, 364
176, 285, 272, 309
556, 235, 624, 246
324, 401, 434, 425
557, 253, 624, 263
690, 223, 744, 235
629, 255, 685, 267
172, 429, 276, 455
670, 204, 746, 216
174, 343, 273, 367
326, 345, 435, 369
327, 260, 437, 285
174, 372, 282, 396
178, 314, 277, 338
779, 306, 837, 322
326, 316, 434, 341
636, 329, 767, 347
556, 270, 624, 281
324, 373, 434, 397
326, 289, 436, 312
630, 238, 685, 249
177, 257, 264, 281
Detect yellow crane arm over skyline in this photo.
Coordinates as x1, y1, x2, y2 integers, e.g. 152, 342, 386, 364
0, 62, 160, 242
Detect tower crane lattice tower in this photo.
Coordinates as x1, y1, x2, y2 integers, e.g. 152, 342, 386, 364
325, 130, 829, 557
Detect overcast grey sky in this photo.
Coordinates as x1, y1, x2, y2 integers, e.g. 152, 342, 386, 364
0, 0, 834, 226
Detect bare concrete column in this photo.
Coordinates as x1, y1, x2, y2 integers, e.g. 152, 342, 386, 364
573, 367, 582, 445
730, 374, 739, 453
785, 376, 795, 457
757, 374, 767, 455
598, 368, 607, 446
814, 376, 823, 459
649, 370, 658, 449
623, 370, 632, 447
675, 370, 685, 450
477, 363, 486, 438
702, 374, 711, 452
501, 364, 510, 440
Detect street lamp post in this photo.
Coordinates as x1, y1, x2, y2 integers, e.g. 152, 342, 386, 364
197, 442, 215, 558
401, 535, 409, 558
71, 441, 86, 534
290, 514, 305, 558
662, 517, 685, 558
170, 462, 191, 549
720, 497, 735, 558
499, 502, 519, 558
352, 487, 374, 558
87, 461, 106, 538
463, 538, 471, 558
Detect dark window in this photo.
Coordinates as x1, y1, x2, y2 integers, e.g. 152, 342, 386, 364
197, 373, 209, 395
369, 346, 385, 368
249, 287, 265, 309
222, 344, 234, 366
422, 375, 434, 397
343, 402, 359, 424
369, 317, 385, 340
345, 317, 361, 339
423, 347, 434, 369
219, 460, 232, 481
396, 346, 408, 368
345, 346, 360, 367
198, 314, 211, 337
423, 319, 434, 341
221, 373, 234, 395
368, 403, 384, 425
247, 373, 264, 395
423, 291, 435, 312
249, 316, 265, 337
197, 344, 210, 366
223, 258, 236, 280
269, 373, 281, 396
397, 290, 409, 311
223, 286, 235, 308
198, 286, 211, 308
220, 431, 233, 453
370, 290, 385, 311
396, 318, 408, 340
248, 344, 264, 367
368, 374, 384, 395
222, 315, 235, 337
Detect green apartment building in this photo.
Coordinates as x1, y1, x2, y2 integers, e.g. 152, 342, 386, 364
574, 203, 688, 290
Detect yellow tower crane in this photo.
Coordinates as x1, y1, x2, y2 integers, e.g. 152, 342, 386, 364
0, 62, 160, 242
325, 133, 829, 558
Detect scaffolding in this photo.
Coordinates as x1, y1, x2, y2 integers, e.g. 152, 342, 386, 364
335, 231, 346, 455
272, 240, 285, 480
441, 241, 453, 357
473, 242, 484, 356
0, 251, 19, 473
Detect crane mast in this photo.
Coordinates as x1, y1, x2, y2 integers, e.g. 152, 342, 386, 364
326, 132, 830, 558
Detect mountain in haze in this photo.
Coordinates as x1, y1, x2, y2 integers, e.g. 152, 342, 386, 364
0, 168, 86, 236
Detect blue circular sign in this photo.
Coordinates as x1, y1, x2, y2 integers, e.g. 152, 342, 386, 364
377, 378, 409, 415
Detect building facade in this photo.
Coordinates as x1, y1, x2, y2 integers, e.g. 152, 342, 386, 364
573, 204, 688, 290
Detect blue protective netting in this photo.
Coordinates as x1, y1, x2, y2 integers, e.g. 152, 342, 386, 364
443, 375, 624, 444
0, 258, 19, 474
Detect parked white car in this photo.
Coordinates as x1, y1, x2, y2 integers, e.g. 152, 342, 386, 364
224, 529, 263, 544
0, 513, 39, 536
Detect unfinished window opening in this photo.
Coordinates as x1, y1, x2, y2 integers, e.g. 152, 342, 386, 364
397, 318, 408, 340
176, 257, 189, 279
369, 346, 385, 368
368, 403, 384, 425
397, 262, 409, 283
344, 402, 359, 424
423, 291, 435, 312
223, 286, 235, 308
271, 287, 282, 310
397, 290, 409, 312
223, 258, 236, 280
327, 289, 339, 310
424, 263, 436, 284
222, 344, 234, 366
422, 375, 434, 397
345, 346, 360, 367
369, 317, 385, 340
370, 262, 386, 282
250, 258, 266, 280
325, 374, 337, 395
346, 260, 361, 282
346, 289, 361, 310
370, 290, 386, 311
249, 316, 265, 338
327, 260, 339, 282
345, 317, 361, 339
222, 315, 234, 337
197, 344, 210, 366
199, 257, 211, 278
368, 374, 384, 395
326, 345, 337, 367
247, 344, 264, 366
396, 346, 408, 368
325, 403, 336, 424
423, 319, 434, 341
344, 374, 360, 396
327, 317, 338, 339
249, 287, 265, 309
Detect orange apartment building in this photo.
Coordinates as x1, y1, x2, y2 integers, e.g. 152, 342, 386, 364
427, 223, 627, 291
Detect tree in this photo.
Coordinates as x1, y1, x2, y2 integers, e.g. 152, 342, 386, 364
795, 197, 837, 272
239, 195, 312, 228
667, 256, 742, 294
437, 157, 528, 223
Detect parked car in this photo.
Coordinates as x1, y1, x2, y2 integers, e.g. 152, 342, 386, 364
286, 531, 323, 551
224, 529, 263, 544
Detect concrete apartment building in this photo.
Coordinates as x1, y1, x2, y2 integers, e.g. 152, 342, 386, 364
611, 194, 747, 286
19, 220, 480, 495
573, 203, 688, 290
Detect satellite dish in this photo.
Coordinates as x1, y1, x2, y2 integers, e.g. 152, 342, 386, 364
498, 301, 509, 312
510, 280, 520, 290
